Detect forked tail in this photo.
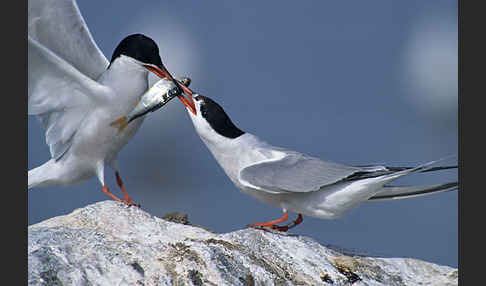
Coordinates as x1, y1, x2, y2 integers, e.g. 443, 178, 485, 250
364, 156, 458, 201
368, 181, 458, 201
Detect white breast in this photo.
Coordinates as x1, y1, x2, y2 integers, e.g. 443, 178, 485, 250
68, 56, 150, 166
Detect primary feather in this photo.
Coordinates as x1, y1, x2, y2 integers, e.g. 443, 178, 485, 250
28, 37, 113, 160
28, 0, 108, 80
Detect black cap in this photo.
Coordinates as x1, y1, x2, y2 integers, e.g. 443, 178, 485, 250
109, 34, 163, 68
195, 95, 245, 139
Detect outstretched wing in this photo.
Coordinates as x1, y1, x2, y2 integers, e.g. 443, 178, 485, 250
28, 0, 109, 80
29, 37, 112, 160
239, 151, 362, 194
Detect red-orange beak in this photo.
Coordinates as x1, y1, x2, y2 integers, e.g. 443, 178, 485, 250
144, 64, 197, 115
177, 93, 197, 116
144, 64, 172, 80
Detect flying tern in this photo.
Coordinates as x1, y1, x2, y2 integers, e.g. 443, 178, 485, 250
28, 0, 195, 206
182, 94, 458, 231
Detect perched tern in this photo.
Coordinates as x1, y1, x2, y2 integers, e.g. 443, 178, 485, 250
28, 0, 195, 206
183, 94, 458, 231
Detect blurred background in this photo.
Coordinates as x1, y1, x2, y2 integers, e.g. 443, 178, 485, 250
28, 1, 458, 267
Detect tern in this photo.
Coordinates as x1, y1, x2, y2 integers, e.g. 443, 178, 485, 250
28, 0, 195, 206
183, 94, 458, 231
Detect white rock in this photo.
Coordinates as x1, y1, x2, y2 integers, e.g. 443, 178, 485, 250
28, 201, 458, 286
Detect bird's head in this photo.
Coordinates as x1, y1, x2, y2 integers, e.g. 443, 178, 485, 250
187, 94, 245, 141
110, 34, 196, 115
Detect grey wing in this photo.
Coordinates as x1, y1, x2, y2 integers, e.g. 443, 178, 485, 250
28, 0, 108, 80
239, 152, 362, 194
29, 37, 112, 160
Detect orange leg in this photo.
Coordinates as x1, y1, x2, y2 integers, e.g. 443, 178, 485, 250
102, 185, 123, 202
272, 214, 304, 232
249, 210, 289, 228
115, 171, 139, 207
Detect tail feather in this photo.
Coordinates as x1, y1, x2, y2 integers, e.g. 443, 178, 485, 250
348, 156, 457, 181
367, 182, 458, 202
354, 157, 458, 202
387, 165, 457, 173
392, 156, 457, 176
28, 159, 56, 189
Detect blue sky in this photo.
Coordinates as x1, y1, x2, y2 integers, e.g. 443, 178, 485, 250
28, 0, 458, 267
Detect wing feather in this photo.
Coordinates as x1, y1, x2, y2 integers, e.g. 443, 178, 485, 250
240, 152, 362, 193
28, 0, 108, 80
240, 147, 457, 195
28, 37, 112, 160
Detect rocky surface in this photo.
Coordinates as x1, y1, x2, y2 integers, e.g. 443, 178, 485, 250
28, 201, 458, 285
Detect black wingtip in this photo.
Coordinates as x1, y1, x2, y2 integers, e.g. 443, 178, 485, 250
387, 165, 458, 173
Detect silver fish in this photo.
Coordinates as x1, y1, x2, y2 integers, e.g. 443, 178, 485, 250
110, 77, 191, 132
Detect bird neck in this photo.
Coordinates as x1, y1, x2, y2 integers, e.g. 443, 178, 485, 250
200, 132, 250, 175
101, 56, 149, 88
199, 132, 275, 182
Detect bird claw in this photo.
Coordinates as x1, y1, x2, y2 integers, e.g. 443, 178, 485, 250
247, 224, 288, 232
247, 214, 303, 232
126, 201, 141, 208
121, 198, 141, 208
271, 224, 290, 232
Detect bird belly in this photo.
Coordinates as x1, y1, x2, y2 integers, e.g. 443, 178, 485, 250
281, 179, 385, 219
105, 116, 144, 164
67, 105, 144, 167
238, 177, 385, 219
237, 184, 286, 209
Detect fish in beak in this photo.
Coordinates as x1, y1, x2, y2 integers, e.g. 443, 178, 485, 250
144, 64, 196, 115
110, 77, 191, 133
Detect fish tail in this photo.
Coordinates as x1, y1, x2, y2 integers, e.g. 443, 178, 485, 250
110, 116, 128, 133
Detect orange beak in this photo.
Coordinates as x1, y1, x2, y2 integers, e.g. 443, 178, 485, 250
144, 64, 197, 115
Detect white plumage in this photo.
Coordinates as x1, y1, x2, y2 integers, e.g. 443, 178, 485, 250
28, 0, 181, 205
